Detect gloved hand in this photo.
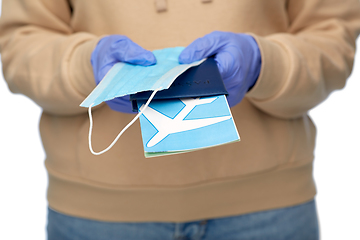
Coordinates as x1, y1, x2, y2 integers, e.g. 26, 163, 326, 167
91, 35, 156, 113
179, 31, 261, 107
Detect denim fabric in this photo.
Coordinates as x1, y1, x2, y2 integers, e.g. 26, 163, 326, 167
47, 199, 319, 240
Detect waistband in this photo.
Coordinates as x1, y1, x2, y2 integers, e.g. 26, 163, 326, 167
47, 162, 316, 222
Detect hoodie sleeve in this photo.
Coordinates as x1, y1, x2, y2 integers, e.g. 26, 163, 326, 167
0, 0, 100, 115
246, 0, 360, 119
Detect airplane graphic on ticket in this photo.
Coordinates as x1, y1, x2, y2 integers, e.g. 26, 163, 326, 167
137, 95, 240, 157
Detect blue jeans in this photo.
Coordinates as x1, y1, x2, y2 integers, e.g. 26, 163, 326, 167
47, 199, 319, 240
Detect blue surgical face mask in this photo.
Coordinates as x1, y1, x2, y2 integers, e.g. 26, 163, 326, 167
81, 47, 205, 108
80, 47, 205, 155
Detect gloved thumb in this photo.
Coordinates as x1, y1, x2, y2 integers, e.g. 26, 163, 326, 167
179, 31, 223, 64
110, 35, 156, 66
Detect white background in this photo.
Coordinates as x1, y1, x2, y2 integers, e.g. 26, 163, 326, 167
0, 2, 359, 240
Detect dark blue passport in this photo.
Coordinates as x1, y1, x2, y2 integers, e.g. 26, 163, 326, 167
130, 58, 228, 111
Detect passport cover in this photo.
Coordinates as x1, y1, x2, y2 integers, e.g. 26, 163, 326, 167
130, 58, 228, 111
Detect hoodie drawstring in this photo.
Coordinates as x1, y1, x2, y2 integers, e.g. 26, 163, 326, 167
155, 0, 212, 12
155, 0, 167, 12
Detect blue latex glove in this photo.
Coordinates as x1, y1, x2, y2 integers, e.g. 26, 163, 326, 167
91, 35, 156, 113
179, 31, 261, 107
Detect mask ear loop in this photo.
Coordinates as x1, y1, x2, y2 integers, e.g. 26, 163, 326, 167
88, 89, 160, 155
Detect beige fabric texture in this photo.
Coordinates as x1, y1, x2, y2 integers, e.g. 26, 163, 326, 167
1, 0, 360, 222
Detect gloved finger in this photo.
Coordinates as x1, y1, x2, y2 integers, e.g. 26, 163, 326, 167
106, 95, 134, 114
214, 47, 242, 84
215, 48, 246, 108
179, 31, 227, 64
96, 61, 117, 84
110, 35, 156, 66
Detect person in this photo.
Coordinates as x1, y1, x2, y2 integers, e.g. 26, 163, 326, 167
1, 0, 359, 239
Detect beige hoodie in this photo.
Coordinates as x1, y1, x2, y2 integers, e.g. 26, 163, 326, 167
0, 0, 360, 222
